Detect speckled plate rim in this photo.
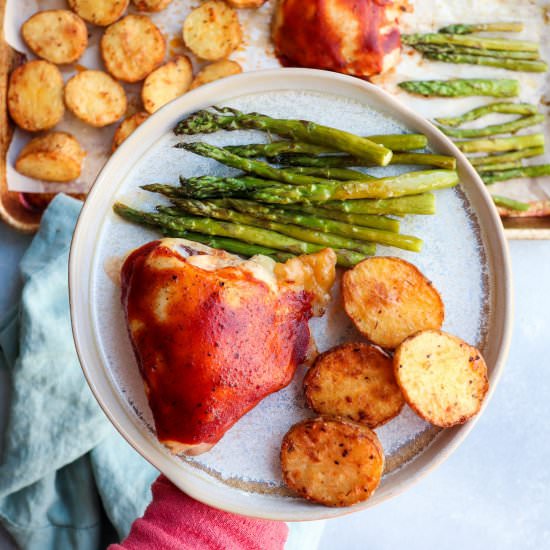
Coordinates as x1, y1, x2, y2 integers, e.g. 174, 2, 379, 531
69, 68, 512, 522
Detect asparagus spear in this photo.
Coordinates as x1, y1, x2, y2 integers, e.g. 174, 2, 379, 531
319, 193, 436, 215
412, 44, 541, 60
435, 102, 539, 127
285, 166, 374, 181
491, 194, 530, 211
113, 203, 367, 267
180, 199, 421, 251
179, 142, 342, 186
398, 79, 520, 98
481, 164, 550, 184
159, 204, 378, 255
438, 22, 524, 34
276, 152, 457, 170
252, 170, 459, 203
437, 114, 544, 138
161, 229, 296, 261
229, 200, 401, 231
224, 134, 429, 157
456, 133, 544, 154
476, 161, 523, 173
422, 52, 548, 73
402, 33, 538, 52
467, 146, 545, 166
174, 107, 393, 166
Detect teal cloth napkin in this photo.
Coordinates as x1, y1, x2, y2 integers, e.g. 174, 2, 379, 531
0, 194, 324, 550
0, 195, 157, 549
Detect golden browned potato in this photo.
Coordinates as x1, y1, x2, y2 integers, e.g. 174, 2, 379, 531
190, 60, 242, 90
272, 0, 402, 78
21, 10, 88, 64
67, 0, 129, 26
131, 0, 174, 11
141, 56, 193, 114
101, 15, 166, 83
65, 70, 127, 127
342, 257, 444, 349
281, 417, 384, 507
226, 0, 267, 7
304, 343, 404, 428
395, 330, 489, 428
15, 132, 85, 182
7, 60, 64, 132
183, 1, 242, 61
112, 112, 149, 151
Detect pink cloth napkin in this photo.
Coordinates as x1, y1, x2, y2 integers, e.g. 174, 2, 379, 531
108, 475, 289, 550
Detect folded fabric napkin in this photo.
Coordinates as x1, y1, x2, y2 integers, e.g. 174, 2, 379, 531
0, 195, 324, 550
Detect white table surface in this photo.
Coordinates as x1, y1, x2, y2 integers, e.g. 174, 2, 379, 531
1, 220, 549, 550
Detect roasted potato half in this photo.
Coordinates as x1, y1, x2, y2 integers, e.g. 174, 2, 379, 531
67, 0, 129, 26
343, 257, 444, 349
142, 56, 193, 114
394, 330, 489, 428
226, 0, 268, 7
281, 417, 384, 507
65, 70, 127, 127
190, 60, 242, 90
112, 112, 149, 151
304, 343, 404, 428
7, 60, 64, 132
21, 10, 88, 64
15, 132, 85, 182
183, 1, 242, 61
101, 15, 166, 83
131, 0, 174, 11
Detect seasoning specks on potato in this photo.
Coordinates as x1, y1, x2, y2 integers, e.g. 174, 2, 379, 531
281, 417, 384, 507
21, 10, 88, 65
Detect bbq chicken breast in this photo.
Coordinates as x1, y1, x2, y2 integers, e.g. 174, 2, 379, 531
121, 239, 336, 455
272, 0, 403, 78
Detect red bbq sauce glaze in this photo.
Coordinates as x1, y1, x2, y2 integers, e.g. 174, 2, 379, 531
273, 0, 401, 78
121, 241, 312, 449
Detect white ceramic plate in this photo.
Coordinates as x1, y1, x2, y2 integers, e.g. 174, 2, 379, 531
69, 69, 512, 521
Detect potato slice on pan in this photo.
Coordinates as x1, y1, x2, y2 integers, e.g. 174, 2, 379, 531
190, 60, 242, 90
15, 132, 85, 182
281, 417, 384, 507
304, 343, 404, 428
183, 1, 242, 61
67, 0, 128, 26
21, 10, 88, 65
342, 257, 444, 349
112, 112, 149, 152
131, 0, 174, 12
394, 330, 489, 428
65, 70, 127, 127
8, 60, 64, 132
142, 56, 193, 114
101, 15, 166, 83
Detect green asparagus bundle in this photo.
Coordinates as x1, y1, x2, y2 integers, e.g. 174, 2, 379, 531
398, 79, 520, 98
159, 203, 380, 254
438, 22, 524, 34
169, 199, 421, 251
491, 194, 530, 211
467, 146, 545, 166
435, 102, 539, 127
422, 51, 548, 72
174, 107, 393, 166
412, 44, 541, 60
224, 134, 428, 157
113, 203, 368, 267
481, 164, 550, 184
276, 152, 457, 170
455, 133, 545, 154
402, 33, 538, 52
436, 114, 544, 138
